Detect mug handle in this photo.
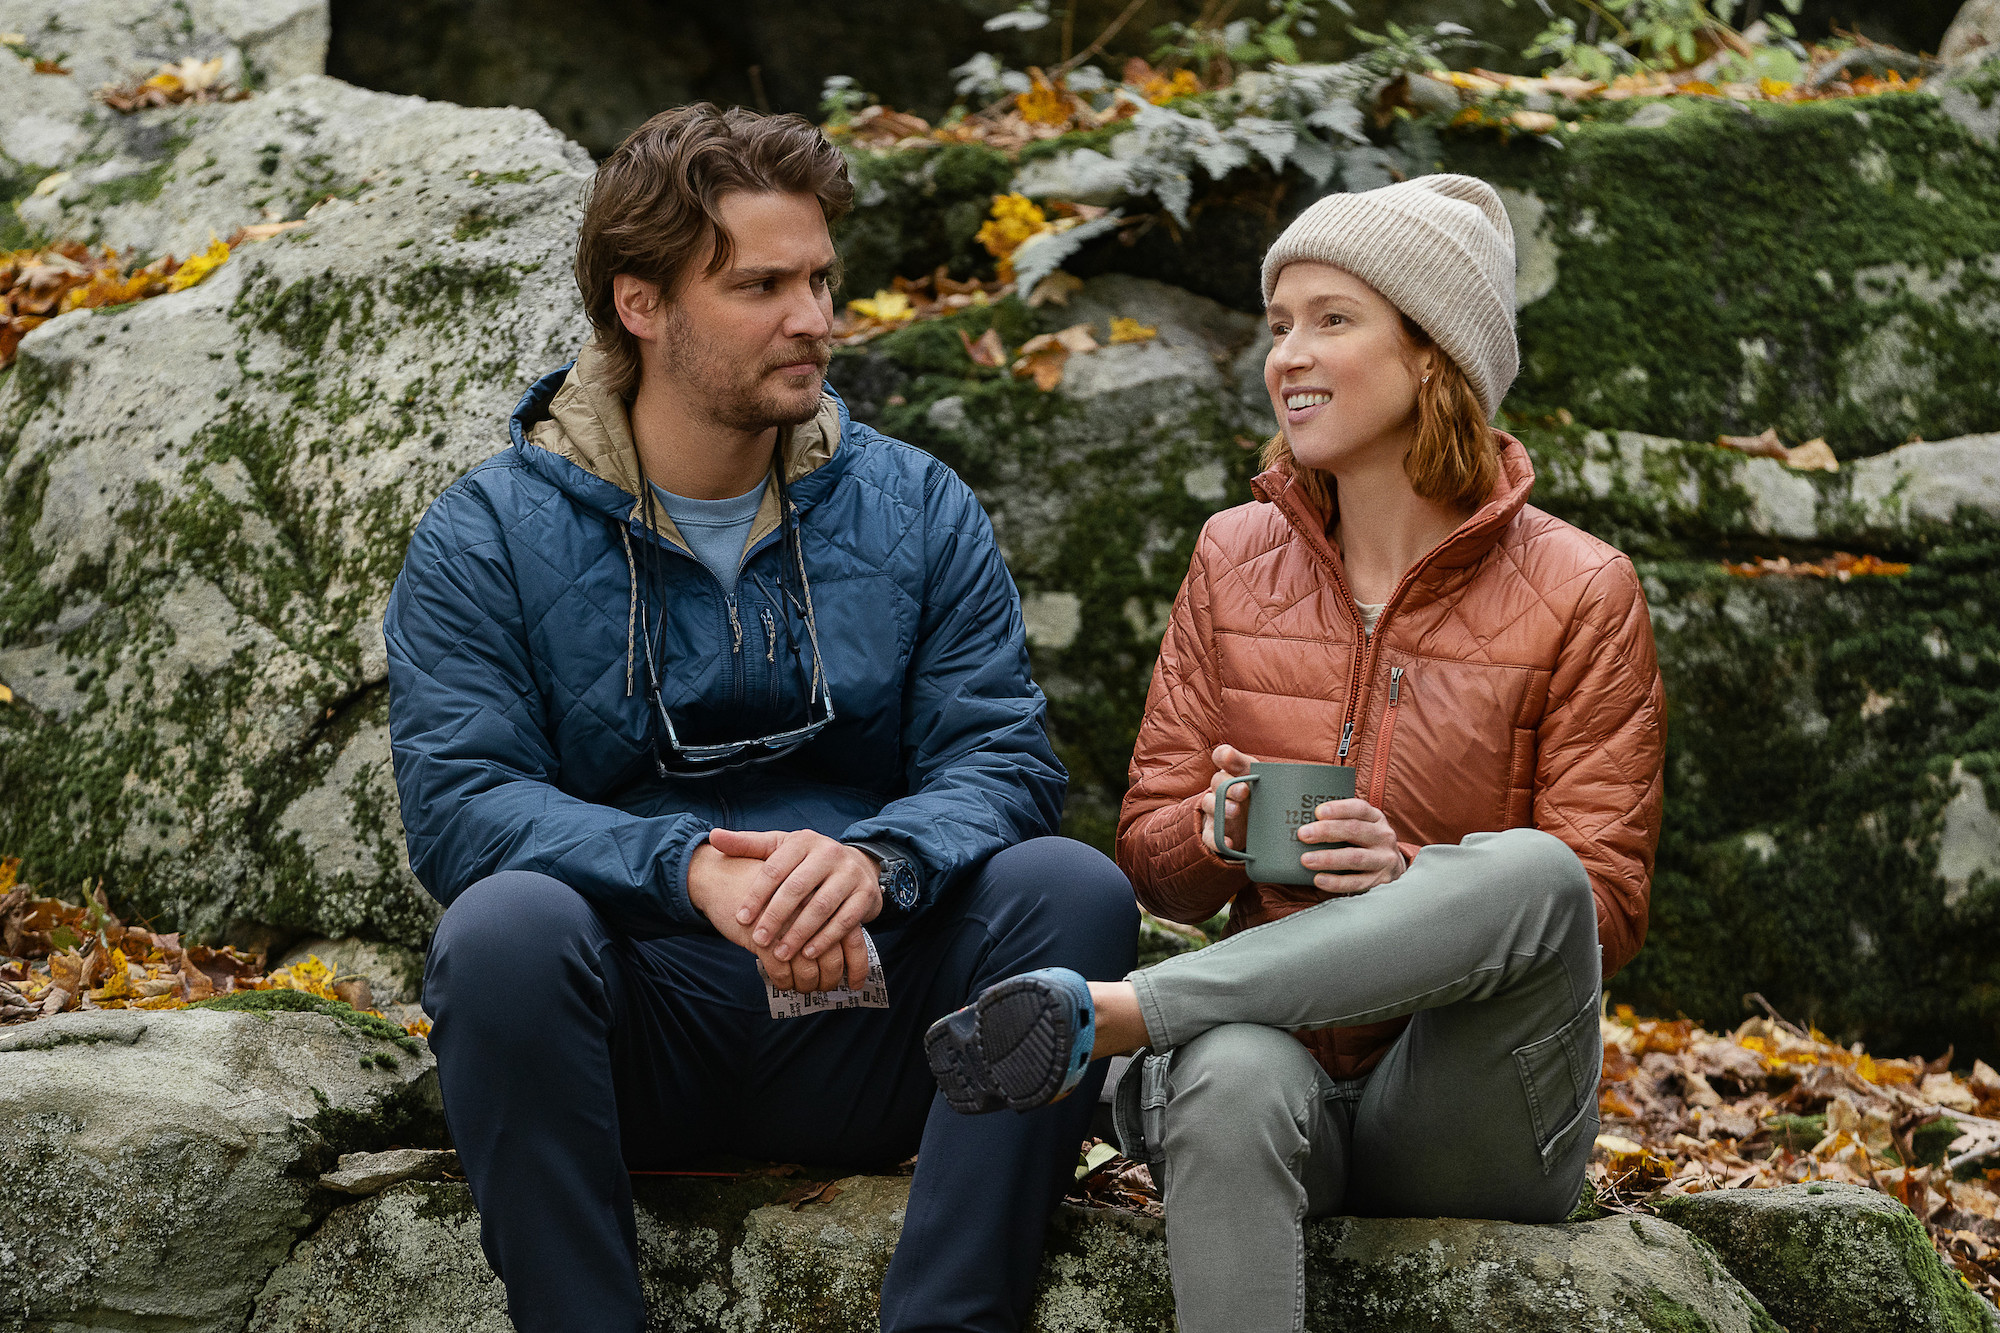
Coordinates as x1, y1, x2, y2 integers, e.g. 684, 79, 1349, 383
1209, 771, 1257, 864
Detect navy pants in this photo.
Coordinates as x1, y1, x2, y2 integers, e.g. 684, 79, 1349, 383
424, 837, 1138, 1333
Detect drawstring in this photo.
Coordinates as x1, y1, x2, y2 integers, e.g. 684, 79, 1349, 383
618, 522, 637, 697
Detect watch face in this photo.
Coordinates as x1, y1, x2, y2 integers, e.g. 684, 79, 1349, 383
882, 859, 916, 907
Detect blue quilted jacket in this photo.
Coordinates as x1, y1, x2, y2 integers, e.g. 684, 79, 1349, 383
383, 351, 1065, 933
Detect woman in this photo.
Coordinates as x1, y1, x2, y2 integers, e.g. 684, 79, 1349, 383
924, 174, 1666, 1332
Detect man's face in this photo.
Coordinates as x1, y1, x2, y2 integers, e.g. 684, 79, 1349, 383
623, 190, 838, 434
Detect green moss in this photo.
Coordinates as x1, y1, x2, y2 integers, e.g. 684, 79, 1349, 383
1947, 59, 2000, 112
834, 302, 1266, 855
1615, 542, 2000, 1069
1656, 1187, 1997, 1332
1443, 94, 2000, 454
76, 134, 190, 209
1911, 1116, 1961, 1167
1764, 1114, 1827, 1152
194, 987, 421, 1053
388, 260, 522, 315
451, 207, 513, 242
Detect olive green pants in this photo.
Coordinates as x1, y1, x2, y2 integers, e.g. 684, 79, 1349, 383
1113, 829, 1602, 1333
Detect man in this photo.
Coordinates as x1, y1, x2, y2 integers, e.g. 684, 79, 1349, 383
383, 104, 1137, 1332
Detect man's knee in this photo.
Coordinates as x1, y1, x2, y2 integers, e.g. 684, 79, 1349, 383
982, 836, 1139, 938
431, 871, 602, 977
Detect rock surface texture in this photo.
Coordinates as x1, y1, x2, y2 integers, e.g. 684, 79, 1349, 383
0, 48, 593, 945
0, 1006, 445, 1333
1655, 1182, 2000, 1333
247, 1174, 1810, 1333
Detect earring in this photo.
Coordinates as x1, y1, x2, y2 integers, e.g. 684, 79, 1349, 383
1421, 373, 1431, 384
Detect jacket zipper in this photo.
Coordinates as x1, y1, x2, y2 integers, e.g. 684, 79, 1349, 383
726, 595, 745, 707
760, 606, 778, 709
1367, 667, 1405, 806
1269, 489, 1425, 778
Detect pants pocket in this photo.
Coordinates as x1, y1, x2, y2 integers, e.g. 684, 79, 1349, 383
1110, 1047, 1174, 1194
1511, 996, 1603, 1175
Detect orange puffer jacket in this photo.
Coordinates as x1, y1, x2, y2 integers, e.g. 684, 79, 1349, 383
1117, 435, 1666, 1080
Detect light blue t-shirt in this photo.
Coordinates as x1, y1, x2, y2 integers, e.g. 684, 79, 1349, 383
651, 478, 768, 595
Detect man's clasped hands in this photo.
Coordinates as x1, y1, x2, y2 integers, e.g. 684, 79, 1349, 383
690, 829, 882, 993
693, 738, 1415, 997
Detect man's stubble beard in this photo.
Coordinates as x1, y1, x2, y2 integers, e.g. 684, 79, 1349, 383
659, 304, 830, 436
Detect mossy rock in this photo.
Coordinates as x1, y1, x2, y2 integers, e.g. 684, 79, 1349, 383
1653, 1182, 2000, 1332
193, 986, 421, 1054
1447, 91, 2000, 455
1610, 549, 2000, 1062
0, 77, 594, 950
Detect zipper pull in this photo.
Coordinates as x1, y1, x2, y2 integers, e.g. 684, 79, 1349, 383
1336, 720, 1355, 762
761, 607, 776, 663
1388, 667, 1403, 703
727, 597, 743, 654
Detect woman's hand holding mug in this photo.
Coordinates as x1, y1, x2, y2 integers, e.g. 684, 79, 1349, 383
1198, 744, 1256, 858
1201, 743, 1406, 896
1296, 797, 1405, 895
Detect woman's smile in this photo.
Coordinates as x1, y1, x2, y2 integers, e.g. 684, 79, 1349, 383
1283, 387, 1334, 422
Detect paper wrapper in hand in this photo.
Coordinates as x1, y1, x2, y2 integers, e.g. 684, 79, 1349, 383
760, 929, 890, 1019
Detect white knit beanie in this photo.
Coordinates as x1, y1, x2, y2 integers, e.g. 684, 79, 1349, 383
1260, 174, 1519, 420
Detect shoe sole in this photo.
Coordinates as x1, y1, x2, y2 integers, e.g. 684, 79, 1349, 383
925, 974, 1080, 1115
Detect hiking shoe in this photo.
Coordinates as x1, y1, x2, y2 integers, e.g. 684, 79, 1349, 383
924, 967, 1095, 1115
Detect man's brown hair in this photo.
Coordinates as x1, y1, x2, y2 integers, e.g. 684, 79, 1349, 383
1262, 313, 1499, 519
575, 103, 855, 399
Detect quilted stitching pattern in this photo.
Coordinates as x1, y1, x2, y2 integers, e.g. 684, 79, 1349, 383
1117, 438, 1666, 1080
384, 367, 1065, 933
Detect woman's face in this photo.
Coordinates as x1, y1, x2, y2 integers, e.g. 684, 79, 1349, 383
1263, 262, 1431, 476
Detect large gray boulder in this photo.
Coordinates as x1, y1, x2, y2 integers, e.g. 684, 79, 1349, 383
249, 1174, 1788, 1333
0, 1005, 446, 1333
0, 72, 592, 947
1654, 1182, 2000, 1333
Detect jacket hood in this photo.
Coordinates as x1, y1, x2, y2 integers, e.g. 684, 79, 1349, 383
507, 339, 846, 548
1251, 430, 1536, 614
506, 341, 852, 703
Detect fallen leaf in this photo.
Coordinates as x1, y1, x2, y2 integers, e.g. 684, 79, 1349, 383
0, 683, 10, 705
165, 236, 230, 293
224, 220, 306, 246
1013, 345, 1068, 391
1108, 316, 1157, 344
1784, 438, 1839, 472
846, 290, 915, 324
1050, 322, 1099, 355
958, 327, 1006, 369
1717, 427, 1789, 461
1076, 1140, 1120, 1180
1017, 69, 1080, 127
778, 1179, 845, 1210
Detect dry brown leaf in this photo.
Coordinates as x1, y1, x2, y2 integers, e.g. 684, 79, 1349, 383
958, 327, 1006, 369
1784, 438, 1839, 472
1717, 427, 1790, 461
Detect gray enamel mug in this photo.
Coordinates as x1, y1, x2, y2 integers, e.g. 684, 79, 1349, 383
1210, 761, 1357, 886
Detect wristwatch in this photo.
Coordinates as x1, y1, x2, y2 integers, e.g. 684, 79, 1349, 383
850, 839, 920, 911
